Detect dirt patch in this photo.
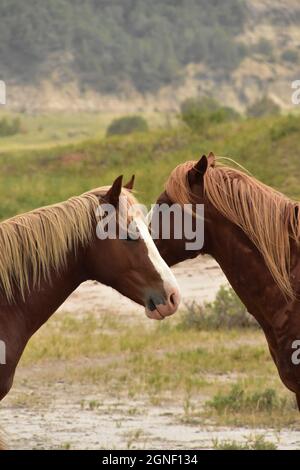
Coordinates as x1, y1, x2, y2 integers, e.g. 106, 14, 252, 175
1, 386, 300, 449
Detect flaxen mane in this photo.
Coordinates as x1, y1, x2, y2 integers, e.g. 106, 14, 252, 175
0, 188, 137, 301
165, 160, 300, 299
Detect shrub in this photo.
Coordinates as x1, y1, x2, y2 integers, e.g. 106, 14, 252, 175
252, 38, 273, 58
179, 286, 257, 330
106, 116, 148, 137
213, 435, 277, 450
180, 97, 239, 132
179, 302, 208, 330
246, 96, 280, 118
207, 384, 291, 413
270, 115, 300, 140
281, 49, 299, 63
0, 117, 22, 137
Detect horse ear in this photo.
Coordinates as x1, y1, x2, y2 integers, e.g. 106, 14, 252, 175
188, 155, 208, 186
106, 175, 123, 207
124, 174, 135, 191
207, 151, 216, 167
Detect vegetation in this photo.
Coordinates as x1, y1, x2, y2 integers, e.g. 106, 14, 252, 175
0, 117, 22, 137
179, 286, 257, 330
213, 435, 277, 450
0, 0, 247, 93
246, 96, 280, 118
14, 307, 297, 429
1, 111, 300, 219
207, 383, 291, 413
281, 49, 299, 63
0, 111, 166, 153
106, 115, 148, 137
5, 302, 295, 446
252, 38, 274, 59
269, 114, 300, 140
180, 97, 239, 132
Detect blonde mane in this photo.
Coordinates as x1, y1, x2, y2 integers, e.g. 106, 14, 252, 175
165, 160, 300, 299
0, 187, 137, 301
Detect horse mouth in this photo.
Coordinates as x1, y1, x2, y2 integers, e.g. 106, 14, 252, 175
145, 308, 165, 320
145, 298, 166, 320
145, 285, 180, 320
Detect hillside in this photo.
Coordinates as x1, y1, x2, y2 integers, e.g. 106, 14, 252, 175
1, 0, 300, 112
1, 1, 246, 92
0, 113, 300, 220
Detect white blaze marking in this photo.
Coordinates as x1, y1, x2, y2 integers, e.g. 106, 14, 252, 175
135, 217, 180, 294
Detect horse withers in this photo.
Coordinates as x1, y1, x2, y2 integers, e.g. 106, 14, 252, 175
154, 153, 300, 409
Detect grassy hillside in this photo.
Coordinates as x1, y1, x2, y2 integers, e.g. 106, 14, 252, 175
3, 1, 300, 113
0, 0, 246, 93
0, 111, 169, 152
0, 113, 300, 219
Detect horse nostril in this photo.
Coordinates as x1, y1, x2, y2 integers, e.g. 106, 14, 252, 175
148, 298, 157, 312
169, 293, 176, 307
168, 290, 180, 309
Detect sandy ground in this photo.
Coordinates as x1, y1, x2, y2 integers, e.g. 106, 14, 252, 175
2, 393, 300, 450
1, 256, 300, 450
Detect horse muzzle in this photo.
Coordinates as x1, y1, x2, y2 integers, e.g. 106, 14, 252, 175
145, 286, 181, 320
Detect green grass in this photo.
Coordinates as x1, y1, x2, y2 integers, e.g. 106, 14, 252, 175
202, 380, 298, 427
0, 112, 300, 220
0, 110, 172, 153
18, 310, 300, 427
207, 384, 289, 413
213, 435, 277, 450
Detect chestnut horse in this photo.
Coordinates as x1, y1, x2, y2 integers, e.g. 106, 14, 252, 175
0, 175, 180, 407
154, 153, 300, 409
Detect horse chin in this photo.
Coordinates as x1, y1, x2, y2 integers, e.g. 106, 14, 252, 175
145, 307, 165, 321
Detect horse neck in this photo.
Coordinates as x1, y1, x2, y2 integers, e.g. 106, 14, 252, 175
10, 239, 89, 336
203, 202, 286, 322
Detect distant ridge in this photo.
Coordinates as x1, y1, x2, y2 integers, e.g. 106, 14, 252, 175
1, 0, 300, 112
